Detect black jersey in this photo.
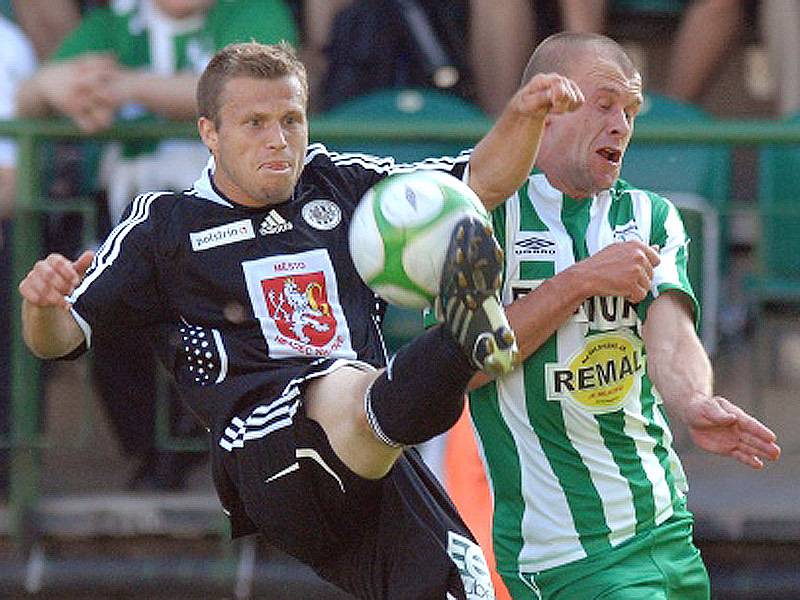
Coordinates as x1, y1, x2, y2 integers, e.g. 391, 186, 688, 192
68, 143, 470, 435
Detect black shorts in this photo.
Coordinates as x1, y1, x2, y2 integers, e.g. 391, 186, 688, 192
214, 360, 494, 600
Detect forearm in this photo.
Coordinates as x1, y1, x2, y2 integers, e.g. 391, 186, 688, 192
468, 111, 545, 210
469, 267, 589, 389
22, 300, 85, 359
642, 293, 712, 423
118, 71, 200, 120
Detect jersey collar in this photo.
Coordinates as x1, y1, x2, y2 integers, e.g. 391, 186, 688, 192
190, 156, 235, 208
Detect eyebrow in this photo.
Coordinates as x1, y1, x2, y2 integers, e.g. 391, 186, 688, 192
596, 85, 643, 106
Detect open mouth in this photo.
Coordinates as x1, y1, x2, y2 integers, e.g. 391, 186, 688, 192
597, 147, 622, 164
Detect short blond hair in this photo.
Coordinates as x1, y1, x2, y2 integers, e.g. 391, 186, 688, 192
197, 41, 308, 126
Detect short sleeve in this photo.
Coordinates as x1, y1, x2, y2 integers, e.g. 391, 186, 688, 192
306, 143, 473, 214
68, 192, 170, 346
637, 192, 700, 328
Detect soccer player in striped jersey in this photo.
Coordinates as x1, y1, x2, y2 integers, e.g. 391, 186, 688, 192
18, 42, 583, 599
467, 32, 781, 599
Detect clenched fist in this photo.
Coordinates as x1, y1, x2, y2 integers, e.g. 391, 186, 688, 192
511, 73, 584, 119
19, 250, 94, 310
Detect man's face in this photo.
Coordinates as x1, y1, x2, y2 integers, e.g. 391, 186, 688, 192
153, 0, 214, 19
539, 53, 643, 197
199, 75, 308, 208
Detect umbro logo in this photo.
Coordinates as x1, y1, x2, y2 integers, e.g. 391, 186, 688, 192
515, 234, 556, 256
260, 210, 293, 235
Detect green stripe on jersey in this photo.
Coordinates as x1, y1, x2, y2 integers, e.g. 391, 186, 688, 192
523, 339, 613, 556
469, 384, 527, 569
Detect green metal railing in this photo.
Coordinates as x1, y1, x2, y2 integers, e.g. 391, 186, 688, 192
3, 115, 800, 548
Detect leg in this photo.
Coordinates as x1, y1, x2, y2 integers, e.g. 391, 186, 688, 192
469, 0, 536, 116
760, 0, 800, 116
307, 215, 517, 479
665, 0, 745, 102
559, 0, 607, 33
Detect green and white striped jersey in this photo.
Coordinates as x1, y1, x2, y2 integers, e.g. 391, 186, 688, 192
471, 172, 698, 576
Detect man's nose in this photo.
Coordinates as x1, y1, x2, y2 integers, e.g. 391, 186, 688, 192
264, 122, 287, 148
609, 109, 631, 137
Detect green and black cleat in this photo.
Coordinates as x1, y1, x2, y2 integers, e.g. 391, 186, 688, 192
436, 215, 518, 376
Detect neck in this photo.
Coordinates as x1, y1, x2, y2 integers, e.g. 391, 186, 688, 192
537, 168, 593, 200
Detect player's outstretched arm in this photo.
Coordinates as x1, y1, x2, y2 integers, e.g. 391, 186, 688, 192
19, 250, 93, 359
468, 73, 583, 210
642, 290, 781, 469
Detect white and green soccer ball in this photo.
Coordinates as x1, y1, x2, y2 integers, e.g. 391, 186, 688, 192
349, 170, 489, 309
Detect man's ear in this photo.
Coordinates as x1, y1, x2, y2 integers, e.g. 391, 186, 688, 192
198, 116, 217, 153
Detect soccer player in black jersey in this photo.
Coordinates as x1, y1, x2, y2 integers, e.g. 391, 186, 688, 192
19, 42, 581, 599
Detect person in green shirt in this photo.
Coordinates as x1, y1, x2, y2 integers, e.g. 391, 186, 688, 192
467, 32, 781, 599
17, 0, 298, 220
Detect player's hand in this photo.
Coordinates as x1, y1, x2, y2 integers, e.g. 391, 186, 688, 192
513, 73, 584, 119
683, 394, 781, 469
576, 240, 660, 302
18, 250, 94, 310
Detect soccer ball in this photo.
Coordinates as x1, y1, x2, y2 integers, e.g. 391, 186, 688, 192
349, 170, 490, 308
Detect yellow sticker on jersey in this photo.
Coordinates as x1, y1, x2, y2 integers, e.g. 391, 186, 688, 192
545, 329, 645, 414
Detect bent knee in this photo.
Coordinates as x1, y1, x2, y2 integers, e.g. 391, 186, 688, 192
305, 365, 400, 479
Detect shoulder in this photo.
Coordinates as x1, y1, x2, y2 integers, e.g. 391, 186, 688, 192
118, 190, 183, 227
305, 142, 396, 174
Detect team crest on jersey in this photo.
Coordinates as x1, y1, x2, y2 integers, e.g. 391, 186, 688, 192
262, 272, 335, 346
302, 199, 342, 230
545, 329, 645, 414
613, 220, 643, 242
242, 249, 355, 359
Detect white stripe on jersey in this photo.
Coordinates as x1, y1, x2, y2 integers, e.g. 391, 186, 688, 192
497, 368, 587, 572
653, 196, 687, 294
652, 399, 689, 496
69, 192, 167, 303
623, 386, 676, 530
219, 358, 377, 451
305, 142, 471, 175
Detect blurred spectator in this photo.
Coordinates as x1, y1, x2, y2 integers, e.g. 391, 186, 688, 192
0, 13, 38, 494
761, 0, 800, 116
15, 0, 299, 490
17, 0, 298, 223
469, 0, 605, 116
468, 0, 745, 116
305, 0, 473, 114
663, 0, 745, 103
10, 0, 81, 60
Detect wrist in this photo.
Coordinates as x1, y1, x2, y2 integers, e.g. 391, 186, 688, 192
558, 264, 593, 306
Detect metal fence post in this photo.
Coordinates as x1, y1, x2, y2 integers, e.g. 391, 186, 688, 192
8, 131, 43, 546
